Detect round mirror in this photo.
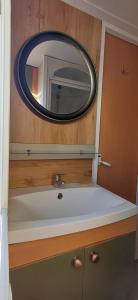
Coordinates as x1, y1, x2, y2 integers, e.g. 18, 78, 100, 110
15, 31, 97, 122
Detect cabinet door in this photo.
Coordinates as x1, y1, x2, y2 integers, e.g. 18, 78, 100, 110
10, 248, 84, 300
84, 233, 135, 300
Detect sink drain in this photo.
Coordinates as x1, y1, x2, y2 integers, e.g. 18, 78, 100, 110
57, 193, 63, 199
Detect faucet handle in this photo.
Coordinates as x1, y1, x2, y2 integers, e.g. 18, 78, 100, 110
55, 174, 59, 180
55, 173, 64, 179
53, 174, 65, 185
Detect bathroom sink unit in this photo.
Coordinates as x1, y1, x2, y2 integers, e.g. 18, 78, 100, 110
9, 185, 137, 244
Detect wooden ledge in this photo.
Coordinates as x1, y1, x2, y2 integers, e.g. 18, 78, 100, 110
9, 216, 137, 270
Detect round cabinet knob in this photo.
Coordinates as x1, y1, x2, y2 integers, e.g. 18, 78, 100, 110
72, 257, 83, 269
90, 251, 100, 263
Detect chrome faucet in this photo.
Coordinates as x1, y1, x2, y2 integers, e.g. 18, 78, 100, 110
53, 174, 65, 188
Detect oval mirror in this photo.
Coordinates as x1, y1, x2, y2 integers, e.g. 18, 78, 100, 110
15, 31, 97, 122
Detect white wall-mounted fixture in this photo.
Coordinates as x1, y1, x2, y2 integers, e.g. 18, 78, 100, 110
98, 154, 111, 168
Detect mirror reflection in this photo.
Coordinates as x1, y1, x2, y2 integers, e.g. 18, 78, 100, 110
25, 40, 92, 114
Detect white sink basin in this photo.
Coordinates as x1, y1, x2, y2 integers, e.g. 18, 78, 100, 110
8, 185, 137, 244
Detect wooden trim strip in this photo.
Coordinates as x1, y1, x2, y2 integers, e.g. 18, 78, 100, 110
9, 216, 137, 270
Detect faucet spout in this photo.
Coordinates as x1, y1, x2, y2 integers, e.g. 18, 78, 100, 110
53, 174, 65, 188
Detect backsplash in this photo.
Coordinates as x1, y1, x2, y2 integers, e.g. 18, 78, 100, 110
9, 160, 92, 188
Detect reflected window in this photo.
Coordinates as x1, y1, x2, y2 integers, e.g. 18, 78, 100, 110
51, 83, 90, 114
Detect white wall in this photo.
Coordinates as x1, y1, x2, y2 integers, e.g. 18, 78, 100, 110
0, 0, 11, 209
0, 0, 11, 299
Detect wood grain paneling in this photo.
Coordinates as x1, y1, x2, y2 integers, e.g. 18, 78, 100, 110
10, 0, 40, 144
9, 216, 137, 269
10, 0, 101, 144
9, 159, 92, 188
10, 0, 101, 188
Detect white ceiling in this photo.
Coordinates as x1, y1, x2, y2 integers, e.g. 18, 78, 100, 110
86, 0, 138, 27
62, 0, 138, 37
27, 40, 86, 67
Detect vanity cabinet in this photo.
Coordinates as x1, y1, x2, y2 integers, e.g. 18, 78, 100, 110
10, 248, 84, 300
10, 233, 135, 300
83, 233, 135, 300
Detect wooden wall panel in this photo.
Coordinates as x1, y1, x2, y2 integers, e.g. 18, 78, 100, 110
9, 160, 92, 188
10, 0, 101, 144
10, 0, 41, 144
10, 0, 101, 188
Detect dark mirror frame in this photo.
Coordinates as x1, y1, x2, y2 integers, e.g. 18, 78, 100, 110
14, 31, 97, 123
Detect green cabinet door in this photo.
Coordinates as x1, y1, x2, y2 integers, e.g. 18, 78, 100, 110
83, 233, 135, 300
10, 248, 84, 300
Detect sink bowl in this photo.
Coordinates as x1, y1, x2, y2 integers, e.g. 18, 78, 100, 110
8, 185, 137, 244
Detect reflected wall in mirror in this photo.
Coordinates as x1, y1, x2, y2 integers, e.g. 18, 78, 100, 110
15, 32, 97, 122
